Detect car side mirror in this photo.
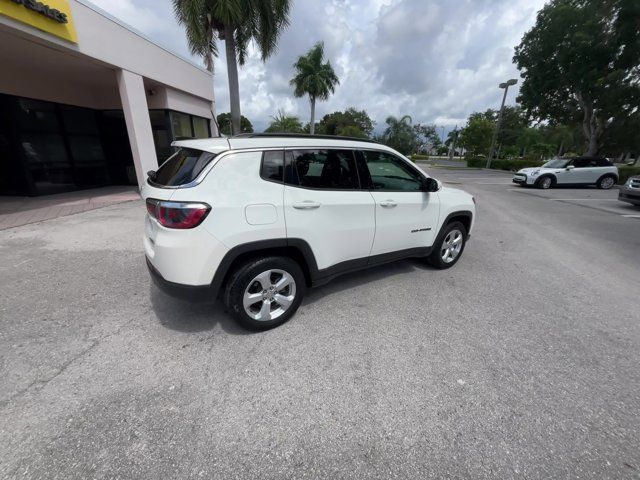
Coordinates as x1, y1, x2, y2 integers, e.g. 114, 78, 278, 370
566, 165, 575, 171
422, 177, 440, 192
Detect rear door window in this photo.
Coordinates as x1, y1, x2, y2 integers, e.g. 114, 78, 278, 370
151, 148, 216, 186
285, 149, 360, 190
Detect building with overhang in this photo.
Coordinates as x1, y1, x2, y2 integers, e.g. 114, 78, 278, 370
0, 0, 217, 196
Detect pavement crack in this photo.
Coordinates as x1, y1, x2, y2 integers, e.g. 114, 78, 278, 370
0, 338, 100, 409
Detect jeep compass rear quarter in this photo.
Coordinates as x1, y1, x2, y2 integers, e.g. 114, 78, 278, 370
143, 134, 475, 330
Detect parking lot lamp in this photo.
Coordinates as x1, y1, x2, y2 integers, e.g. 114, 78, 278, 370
486, 78, 517, 169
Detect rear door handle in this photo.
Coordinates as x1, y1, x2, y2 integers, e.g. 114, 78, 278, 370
293, 201, 321, 210
380, 200, 397, 208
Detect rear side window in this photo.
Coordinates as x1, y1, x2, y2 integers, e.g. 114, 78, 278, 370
596, 158, 612, 167
152, 148, 216, 186
261, 150, 284, 182
285, 149, 359, 190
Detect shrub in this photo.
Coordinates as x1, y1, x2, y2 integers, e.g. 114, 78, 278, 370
618, 166, 640, 185
410, 154, 430, 162
467, 157, 544, 171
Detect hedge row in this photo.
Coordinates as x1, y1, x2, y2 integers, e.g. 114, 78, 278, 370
618, 166, 640, 184
466, 158, 543, 170
410, 154, 430, 161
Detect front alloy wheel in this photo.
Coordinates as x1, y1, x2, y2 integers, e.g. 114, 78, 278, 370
537, 176, 552, 189
441, 229, 464, 264
427, 221, 467, 269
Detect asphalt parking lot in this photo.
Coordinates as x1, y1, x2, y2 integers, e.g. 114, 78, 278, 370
1, 169, 640, 479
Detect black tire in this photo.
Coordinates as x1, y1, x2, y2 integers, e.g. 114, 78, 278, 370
596, 174, 616, 190
427, 221, 467, 269
223, 256, 305, 331
536, 175, 554, 189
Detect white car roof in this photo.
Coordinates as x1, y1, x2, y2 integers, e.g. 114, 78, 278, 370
172, 134, 400, 156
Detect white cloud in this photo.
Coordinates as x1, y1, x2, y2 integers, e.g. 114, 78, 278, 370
86, 0, 546, 133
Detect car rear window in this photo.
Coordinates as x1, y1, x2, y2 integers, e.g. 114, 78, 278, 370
151, 148, 217, 186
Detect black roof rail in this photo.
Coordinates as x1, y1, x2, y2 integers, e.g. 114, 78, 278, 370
231, 133, 380, 144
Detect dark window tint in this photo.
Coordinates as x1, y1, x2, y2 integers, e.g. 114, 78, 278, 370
261, 150, 284, 182
152, 148, 216, 186
596, 158, 612, 167
361, 150, 424, 191
572, 158, 595, 168
286, 149, 359, 189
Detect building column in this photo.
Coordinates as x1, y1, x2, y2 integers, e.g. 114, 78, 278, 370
116, 69, 157, 189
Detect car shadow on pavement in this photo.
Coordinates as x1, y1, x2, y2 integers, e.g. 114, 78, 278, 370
150, 259, 435, 334
149, 286, 251, 335
302, 258, 434, 307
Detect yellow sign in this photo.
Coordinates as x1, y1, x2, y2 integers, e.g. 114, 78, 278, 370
0, 0, 77, 43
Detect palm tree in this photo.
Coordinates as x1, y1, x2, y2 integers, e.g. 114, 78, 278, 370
173, 0, 291, 135
381, 116, 419, 155
265, 110, 304, 133
290, 42, 339, 135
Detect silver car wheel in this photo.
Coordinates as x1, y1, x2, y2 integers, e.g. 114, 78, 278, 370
600, 177, 615, 189
243, 269, 296, 322
540, 177, 552, 189
441, 229, 464, 264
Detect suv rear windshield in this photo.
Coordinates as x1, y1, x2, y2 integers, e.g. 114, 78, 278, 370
151, 148, 217, 186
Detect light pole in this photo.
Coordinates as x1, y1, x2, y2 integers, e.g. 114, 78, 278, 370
486, 78, 517, 169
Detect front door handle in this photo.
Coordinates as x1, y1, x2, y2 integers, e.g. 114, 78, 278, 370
293, 201, 321, 210
380, 200, 397, 208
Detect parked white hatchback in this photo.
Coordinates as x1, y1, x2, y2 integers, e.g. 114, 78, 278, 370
513, 157, 619, 189
142, 134, 476, 330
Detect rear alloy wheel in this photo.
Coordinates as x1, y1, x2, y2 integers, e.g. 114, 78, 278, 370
428, 221, 467, 269
224, 257, 305, 331
596, 175, 616, 190
536, 176, 553, 189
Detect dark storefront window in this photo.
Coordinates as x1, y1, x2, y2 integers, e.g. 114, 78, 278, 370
150, 110, 211, 166
0, 94, 212, 196
193, 117, 209, 138
21, 133, 74, 192
0, 94, 136, 196
171, 111, 193, 139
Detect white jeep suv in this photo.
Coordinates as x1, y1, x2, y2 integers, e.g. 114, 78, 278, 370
513, 156, 618, 189
142, 134, 476, 330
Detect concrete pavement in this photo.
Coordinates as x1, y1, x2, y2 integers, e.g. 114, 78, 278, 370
1, 170, 639, 479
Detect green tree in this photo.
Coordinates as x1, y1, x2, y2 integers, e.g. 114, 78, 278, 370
316, 108, 374, 137
380, 115, 420, 155
336, 125, 366, 138
459, 117, 494, 156
216, 112, 253, 135
265, 110, 304, 133
413, 124, 439, 152
173, 0, 291, 135
290, 42, 340, 135
514, 0, 640, 156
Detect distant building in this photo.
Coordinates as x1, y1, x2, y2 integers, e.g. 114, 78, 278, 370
0, 0, 217, 196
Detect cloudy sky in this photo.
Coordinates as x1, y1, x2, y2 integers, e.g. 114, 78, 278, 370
88, 0, 547, 133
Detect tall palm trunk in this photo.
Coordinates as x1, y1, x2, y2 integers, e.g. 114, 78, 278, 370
224, 25, 241, 135
309, 96, 316, 135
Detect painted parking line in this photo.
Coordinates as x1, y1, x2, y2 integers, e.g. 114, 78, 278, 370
549, 198, 621, 201
621, 214, 640, 218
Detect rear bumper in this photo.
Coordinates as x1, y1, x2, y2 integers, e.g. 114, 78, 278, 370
146, 257, 214, 302
619, 189, 640, 206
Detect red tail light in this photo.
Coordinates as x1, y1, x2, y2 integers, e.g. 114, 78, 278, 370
146, 199, 211, 229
